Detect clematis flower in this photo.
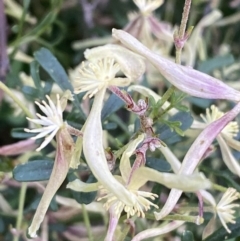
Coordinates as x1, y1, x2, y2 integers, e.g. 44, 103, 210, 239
203, 188, 240, 238
69, 44, 212, 240
192, 105, 240, 177
68, 133, 211, 239
153, 101, 240, 220
112, 29, 240, 102
25, 94, 76, 238
24, 95, 64, 151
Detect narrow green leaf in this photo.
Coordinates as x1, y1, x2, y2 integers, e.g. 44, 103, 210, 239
30, 61, 42, 90
157, 111, 193, 144
34, 48, 73, 91
21, 85, 38, 98
11, 128, 35, 139
34, 47, 85, 119
13, 160, 54, 182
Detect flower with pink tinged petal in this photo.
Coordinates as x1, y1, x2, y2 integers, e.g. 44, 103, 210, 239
154, 101, 240, 221
25, 94, 77, 238
112, 29, 240, 102
192, 105, 240, 177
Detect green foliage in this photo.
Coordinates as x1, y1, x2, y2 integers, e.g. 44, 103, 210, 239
13, 159, 54, 182
181, 230, 195, 241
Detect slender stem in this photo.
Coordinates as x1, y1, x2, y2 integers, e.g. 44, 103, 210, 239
13, 182, 27, 241
179, 0, 192, 40
212, 183, 228, 192
82, 204, 94, 241
175, 0, 192, 64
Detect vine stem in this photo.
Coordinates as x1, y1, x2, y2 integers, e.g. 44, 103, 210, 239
179, 0, 192, 40
82, 204, 94, 241
13, 182, 27, 241
175, 0, 192, 64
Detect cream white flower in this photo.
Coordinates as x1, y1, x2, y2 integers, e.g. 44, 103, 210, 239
216, 188, 240, 233
72, 44, 146, 100
73, 57, 130, 99
24, 95, 64, 151
203, 188, 240, 238
192, 105, 240, 176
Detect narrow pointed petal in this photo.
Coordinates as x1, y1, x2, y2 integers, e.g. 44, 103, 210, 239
67, 179, 99, 192
199, 190, 216, 206
0, 139, 37, 156
223, 133, 240, 151
130, 166, 211, 191
132, 220, 184, 241
217, 135, 240, 176
202, 215, 217, 240
112, 29, 240, 102
104, 206, 119, 241
28, 131, 72, 238
119, 133, 145, 183
83, 88, 135, 206
129, 167, 212, 192
154, 101, 240, 220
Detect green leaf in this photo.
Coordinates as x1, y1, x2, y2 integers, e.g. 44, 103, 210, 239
21, 85, 38, 98
157, 111, 193, 144
34, 47, 73, 91
197, 54, 235, 74
30, 61, 42, 90
146, 157, 171, 172
203, 217, 240, 241
34, 47, 85, 119
181, 230, 194, 241
27, 12, 56, 37
11, 128, 35, 139
13, 159, 54, 182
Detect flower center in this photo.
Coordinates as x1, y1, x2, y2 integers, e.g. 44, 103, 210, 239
98, 186, 159, 218
74, 57, 121, 99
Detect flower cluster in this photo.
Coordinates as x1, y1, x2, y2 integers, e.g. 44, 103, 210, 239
3, 4, 239, 240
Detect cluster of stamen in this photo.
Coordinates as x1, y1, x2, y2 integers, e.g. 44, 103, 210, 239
73, 57, 120, 99
98, 186, 159, 218
216, 188, 240, 233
